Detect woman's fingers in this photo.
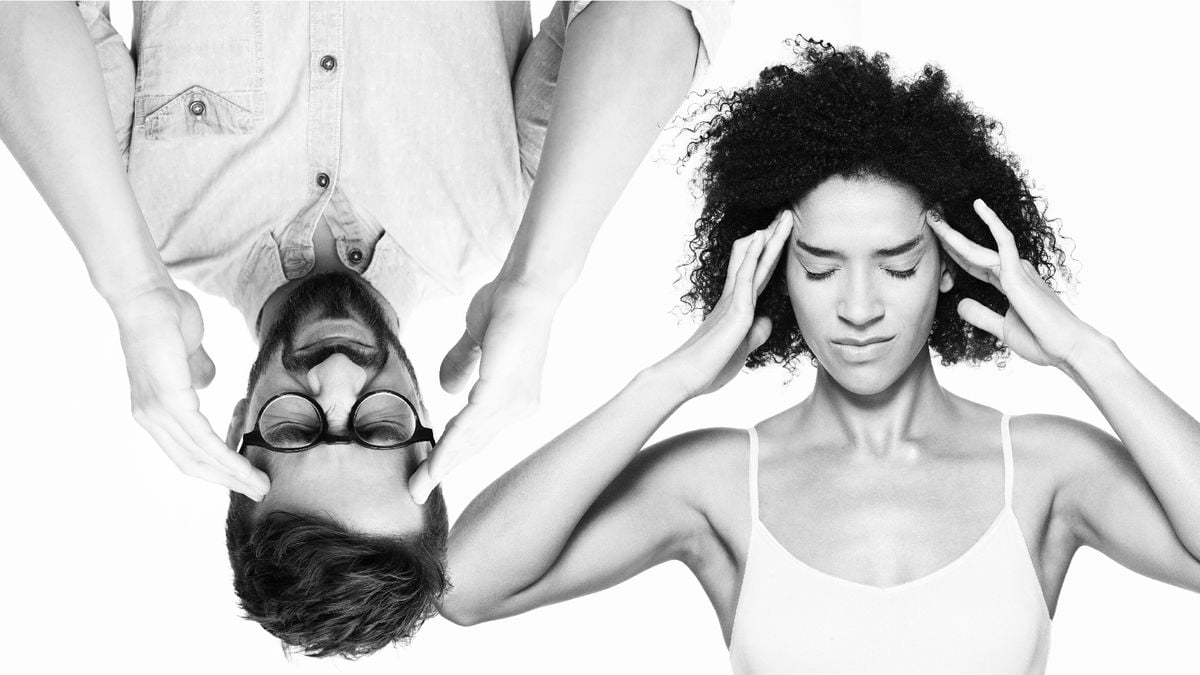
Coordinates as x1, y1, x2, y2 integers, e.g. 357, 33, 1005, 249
957, 298, 1005, 340
973, 199, 1023, 269
753, 210, 793, 296
734, 231, 766, 306
926, 210, 997, 270
721, 233, 756, 297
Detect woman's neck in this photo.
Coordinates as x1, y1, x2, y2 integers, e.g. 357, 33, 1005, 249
802, 350, 956, 458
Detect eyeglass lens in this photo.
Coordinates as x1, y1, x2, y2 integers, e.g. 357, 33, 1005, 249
258, 392, 418, 448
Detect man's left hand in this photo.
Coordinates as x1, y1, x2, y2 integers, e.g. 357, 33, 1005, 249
411, 277, 562, 503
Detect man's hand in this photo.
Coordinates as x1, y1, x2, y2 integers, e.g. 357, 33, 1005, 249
410, 278, 562, 503
110, 285, 269, 499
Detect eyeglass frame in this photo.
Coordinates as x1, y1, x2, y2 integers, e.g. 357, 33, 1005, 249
237, 389, 436, 454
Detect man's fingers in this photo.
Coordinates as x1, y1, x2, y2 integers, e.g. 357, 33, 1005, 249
410, 395, 507, 504
957, 298, 1005, 340
440, 329, 483, 394
188, 345, 216, 389
409, 461, 435, 505
143, 420, 265, 500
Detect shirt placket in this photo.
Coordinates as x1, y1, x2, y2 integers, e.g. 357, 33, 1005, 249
279, 1, 346, 278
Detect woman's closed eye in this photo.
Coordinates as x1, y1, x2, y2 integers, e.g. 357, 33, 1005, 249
801, 265, 920, 281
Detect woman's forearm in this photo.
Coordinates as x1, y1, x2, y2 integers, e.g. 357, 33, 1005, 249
445, 365, 690, 610
0, 3, 170, 306
1065, 331, 1200, 558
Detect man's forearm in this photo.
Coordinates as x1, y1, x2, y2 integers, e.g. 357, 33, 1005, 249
0, 3, 170, 305
500, 1, 700, 292
445, 365, 689, 610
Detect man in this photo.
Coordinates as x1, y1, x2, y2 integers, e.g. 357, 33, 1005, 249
0, 0, 724, 658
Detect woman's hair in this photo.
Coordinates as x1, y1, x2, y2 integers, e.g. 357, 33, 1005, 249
681, 38, 1070, 367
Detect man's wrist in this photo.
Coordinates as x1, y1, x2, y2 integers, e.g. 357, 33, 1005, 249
496, 256, 581, 299
102, 273, 177, 318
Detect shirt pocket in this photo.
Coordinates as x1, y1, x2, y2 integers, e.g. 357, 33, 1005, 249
133, 1, 264, 140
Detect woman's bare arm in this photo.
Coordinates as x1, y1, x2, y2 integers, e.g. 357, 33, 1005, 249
441, 213, 791, 624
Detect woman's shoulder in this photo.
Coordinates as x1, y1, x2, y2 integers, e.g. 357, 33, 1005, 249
1009, 412, 1127, 478
630, 427, 756, 518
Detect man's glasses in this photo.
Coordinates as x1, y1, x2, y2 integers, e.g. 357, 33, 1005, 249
238, 390, 435, 453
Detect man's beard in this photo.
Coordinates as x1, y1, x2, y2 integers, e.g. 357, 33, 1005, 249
246, 273, 403, 395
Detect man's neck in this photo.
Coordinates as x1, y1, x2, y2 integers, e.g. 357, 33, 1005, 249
257, 221, 399, 340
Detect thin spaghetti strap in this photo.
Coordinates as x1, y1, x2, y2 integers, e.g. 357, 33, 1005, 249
1001, 414, 1014, 509
747, 427, 760, 522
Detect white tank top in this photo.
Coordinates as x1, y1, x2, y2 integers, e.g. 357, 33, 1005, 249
729, 415, 1052, 674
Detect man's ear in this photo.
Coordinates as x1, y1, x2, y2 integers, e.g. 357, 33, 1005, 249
226, 398, 250, 449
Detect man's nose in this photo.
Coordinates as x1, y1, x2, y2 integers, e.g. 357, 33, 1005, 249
306, 353, 368, 430
836, 270, 885, 327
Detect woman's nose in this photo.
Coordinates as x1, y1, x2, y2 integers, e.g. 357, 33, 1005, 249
836, 272, 885, 327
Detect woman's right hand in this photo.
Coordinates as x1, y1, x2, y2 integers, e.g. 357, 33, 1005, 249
654, 210, 793, 398
109, 284, 269, 500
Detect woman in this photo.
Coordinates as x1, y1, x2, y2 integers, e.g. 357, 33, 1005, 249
453, 43, 1198, 672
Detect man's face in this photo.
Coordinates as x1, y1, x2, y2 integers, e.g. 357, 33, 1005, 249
230, 273, 431, 537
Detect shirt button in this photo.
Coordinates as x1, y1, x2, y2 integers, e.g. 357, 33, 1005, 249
348, 249, 364, 264
188, 100, 206, 116
320, 55, 337, 71
316, 173, 330, 188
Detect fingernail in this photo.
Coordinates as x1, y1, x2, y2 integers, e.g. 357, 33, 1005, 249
928, 210, 941, 222
409, 463, 431, 505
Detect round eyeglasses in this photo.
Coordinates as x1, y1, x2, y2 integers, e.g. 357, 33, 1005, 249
238, 390, 435, 453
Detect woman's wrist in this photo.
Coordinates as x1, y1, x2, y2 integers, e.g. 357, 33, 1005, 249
637, 360, 702, 409
1058, 328, 1122, 390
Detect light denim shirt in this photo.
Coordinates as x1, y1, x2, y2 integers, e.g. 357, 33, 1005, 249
77, 1, 729, 333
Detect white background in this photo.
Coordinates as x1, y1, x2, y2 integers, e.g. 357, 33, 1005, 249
2, 1, 1198, 672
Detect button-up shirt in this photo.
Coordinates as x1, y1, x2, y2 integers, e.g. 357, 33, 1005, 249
77, 1, 729, 333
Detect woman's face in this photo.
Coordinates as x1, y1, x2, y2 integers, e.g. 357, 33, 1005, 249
785, 176, 953, 395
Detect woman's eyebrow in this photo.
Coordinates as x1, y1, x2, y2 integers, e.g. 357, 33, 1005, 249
795, 232, 925, 259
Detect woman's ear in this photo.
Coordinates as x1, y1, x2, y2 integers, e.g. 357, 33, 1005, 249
939, 257, 955, 293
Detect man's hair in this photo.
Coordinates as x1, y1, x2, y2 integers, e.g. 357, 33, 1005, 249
225, 488, 450, 658
681, 38, 1071, 367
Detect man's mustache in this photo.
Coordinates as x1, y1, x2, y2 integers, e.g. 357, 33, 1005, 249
282, 340, 388, 373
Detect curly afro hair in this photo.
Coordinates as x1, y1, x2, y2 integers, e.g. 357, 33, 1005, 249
681, 38, 1070, 368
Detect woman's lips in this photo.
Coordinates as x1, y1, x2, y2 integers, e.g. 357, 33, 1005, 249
830, 335, 896, 362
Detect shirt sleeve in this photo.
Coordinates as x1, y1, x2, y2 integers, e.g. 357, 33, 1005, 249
74, 1, 135, 164
513, 0, 732, 186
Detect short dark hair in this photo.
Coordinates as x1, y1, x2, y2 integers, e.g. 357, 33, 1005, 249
225, 488, 450, 658
681, 38, 1070, 367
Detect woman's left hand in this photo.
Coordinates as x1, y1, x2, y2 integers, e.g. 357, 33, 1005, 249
927, 199, 1094, 369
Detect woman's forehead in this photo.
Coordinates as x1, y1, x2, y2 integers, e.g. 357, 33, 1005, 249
791, 177, 927, 253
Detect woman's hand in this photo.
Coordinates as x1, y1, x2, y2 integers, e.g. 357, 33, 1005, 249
110, 285, 269, 500
654, 210, 793, 398
927, 199, 1095, 368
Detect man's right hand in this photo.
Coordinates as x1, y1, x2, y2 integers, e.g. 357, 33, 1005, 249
109, 285, 269, 500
